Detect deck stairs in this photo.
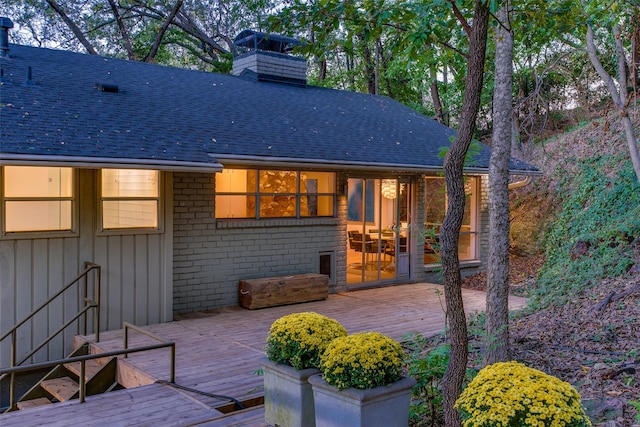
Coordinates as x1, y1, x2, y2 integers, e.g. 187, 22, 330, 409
10, 343, 118, 411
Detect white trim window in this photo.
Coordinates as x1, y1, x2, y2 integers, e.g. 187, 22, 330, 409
424, 176, 478, 261
2, 166, 74, 233
100, 169, 160, 230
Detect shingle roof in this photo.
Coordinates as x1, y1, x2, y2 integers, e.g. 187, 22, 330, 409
0, 44, 537, 173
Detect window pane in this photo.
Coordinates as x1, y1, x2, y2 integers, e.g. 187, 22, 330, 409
462, 177, 476, 226
301, 172, 335, 193
5, 201, 72, 232
458, 233, 477, 260
301, 195, 334, 217
215, 195, 255, 218
425, 178, 446, 225
5, 166, 72, 197
102, 169, 158, 198
259, 170, 297, 193
260, 195, 297, 217
103, 200, 158, 229
215, 169, 256, 192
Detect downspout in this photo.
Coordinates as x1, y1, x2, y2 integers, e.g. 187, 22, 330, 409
508, 175, 532, 189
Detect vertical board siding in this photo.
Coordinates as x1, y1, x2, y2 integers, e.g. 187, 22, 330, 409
95, 232, 166, 332
0, 240, 17, 367
14, 240, 33, 366
33, 239, 49, 362
0, 237, 80, 367
134, 235, 148, 325
1, 169, 169, 368
62, 237, 80, 359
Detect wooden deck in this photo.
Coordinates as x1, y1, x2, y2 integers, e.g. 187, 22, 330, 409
0, 283, 527, 427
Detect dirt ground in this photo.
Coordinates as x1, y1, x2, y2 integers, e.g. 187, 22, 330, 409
461, 254, 640, 426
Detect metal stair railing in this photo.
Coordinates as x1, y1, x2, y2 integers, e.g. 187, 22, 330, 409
123, 322, 176, 382
0, 328, 175, 411
0, 262, 101, 381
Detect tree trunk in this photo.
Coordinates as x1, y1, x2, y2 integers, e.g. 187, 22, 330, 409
440, 1, 490, 426
377, 39, 394, 98
358, 33, 376, 94
585, 19, 640, 183
430, 67, 445, 123
629, 10, 640, 90
485, 3, 513, 367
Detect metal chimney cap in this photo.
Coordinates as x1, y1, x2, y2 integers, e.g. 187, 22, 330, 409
0, 17, 14, 29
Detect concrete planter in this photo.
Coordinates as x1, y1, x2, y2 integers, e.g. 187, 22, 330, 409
261, 357, 318, 427
308, 374, 416, 427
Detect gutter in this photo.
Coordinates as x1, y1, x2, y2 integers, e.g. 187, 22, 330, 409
0, 154, 223, 172
508, 175, 533, 189
209, 153, 540, 176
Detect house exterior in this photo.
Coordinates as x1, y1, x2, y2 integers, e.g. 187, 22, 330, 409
0, 23, 538, 366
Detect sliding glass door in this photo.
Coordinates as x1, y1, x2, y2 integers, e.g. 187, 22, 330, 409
346, 177, 411, 287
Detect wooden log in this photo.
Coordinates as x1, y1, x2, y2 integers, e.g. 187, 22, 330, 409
239, 273, 329, 309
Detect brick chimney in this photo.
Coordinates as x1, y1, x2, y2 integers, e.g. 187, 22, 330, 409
232, 30, 307, 87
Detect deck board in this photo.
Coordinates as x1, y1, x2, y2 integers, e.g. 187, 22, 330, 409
0, 283, 527, 426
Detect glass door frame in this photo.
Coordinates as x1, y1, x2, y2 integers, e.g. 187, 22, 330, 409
346, 177, 411, 287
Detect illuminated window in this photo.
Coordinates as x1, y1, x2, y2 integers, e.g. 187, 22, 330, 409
215, 169, 336, 219
101, 169, 159, 230
2, 166, 74, 233
424, 176, 478, 261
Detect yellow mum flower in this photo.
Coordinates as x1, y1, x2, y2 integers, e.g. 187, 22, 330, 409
319, 332, 405, 390
265, 312, 347, 370
455, 361, 591, 427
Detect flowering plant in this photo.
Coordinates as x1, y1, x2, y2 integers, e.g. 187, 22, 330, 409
455, 361, 591, 427
319, 332, 405, 390
265, 312, 347, 370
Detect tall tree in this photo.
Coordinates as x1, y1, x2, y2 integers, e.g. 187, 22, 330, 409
5, 0, 276, 70
485, 1, 514, 366
440, 0, 491, 424
583, 0, 640, 184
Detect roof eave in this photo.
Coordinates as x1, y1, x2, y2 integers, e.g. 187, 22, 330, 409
0, 154, 223, 172
209, 153, 541, 176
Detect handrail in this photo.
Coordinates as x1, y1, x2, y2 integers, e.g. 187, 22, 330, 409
123, 322, 176, 383
0, 262, 101, 373
0, 333, 175, 411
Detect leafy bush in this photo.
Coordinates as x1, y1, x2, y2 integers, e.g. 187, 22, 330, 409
319, 332, 405, 390
629, 399, 640, 423
455, 361, 591, 427
265, 312, 347, 370
536, 156, 640, 305
405, 334, 449, 427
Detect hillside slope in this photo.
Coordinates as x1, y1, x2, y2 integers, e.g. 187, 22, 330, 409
467, 109, 640, 426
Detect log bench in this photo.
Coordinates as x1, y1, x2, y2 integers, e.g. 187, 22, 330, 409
238, 273, 329, 309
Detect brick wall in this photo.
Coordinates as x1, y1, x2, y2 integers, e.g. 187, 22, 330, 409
478, 174, 489, 268
172, 172, 344, 314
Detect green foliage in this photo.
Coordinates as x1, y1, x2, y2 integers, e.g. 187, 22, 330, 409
536, 156, 640, 305
404, 334, 449, 426
629, 400, 640, 423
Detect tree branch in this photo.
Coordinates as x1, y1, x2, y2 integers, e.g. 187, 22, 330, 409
173, 11, 230, 55
585, 22, 623, 108
107, 0, 136, 60
437, 40, 468, 59
45, 0, 98, 55
145, 0, 184, 63
614, 25, 631, 108
448, 0, 472, 36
